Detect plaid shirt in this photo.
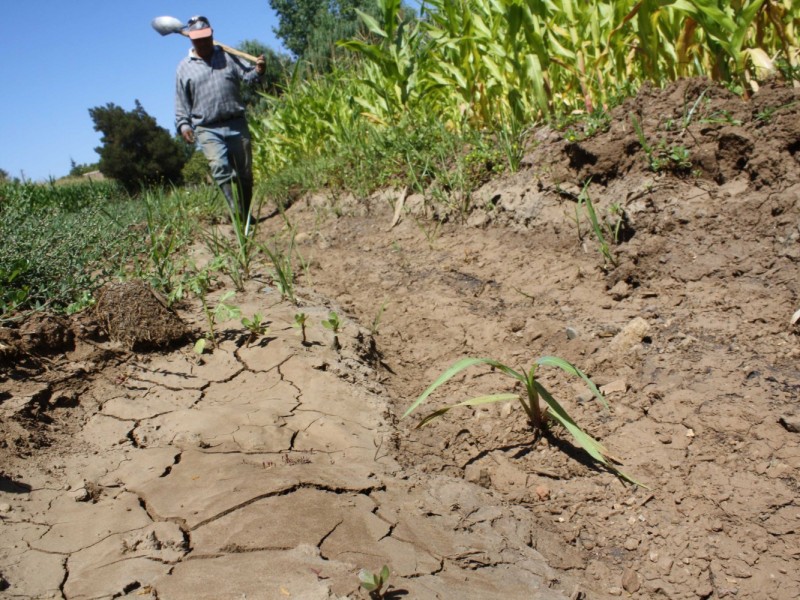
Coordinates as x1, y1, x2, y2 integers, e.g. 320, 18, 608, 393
175, 46, 262, 133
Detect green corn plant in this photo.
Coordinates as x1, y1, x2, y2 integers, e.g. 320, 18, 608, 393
322, 311, 342, 351
339, 0, 428, 119
358, 565, 391, 599
260, 230, 298, 304
578, 182, 618, 268
370, 300, 389, 336
201, 184, 258, 293
404, 355, 641, 485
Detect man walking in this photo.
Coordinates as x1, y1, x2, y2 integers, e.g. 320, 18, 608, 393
175, 16, 266, 232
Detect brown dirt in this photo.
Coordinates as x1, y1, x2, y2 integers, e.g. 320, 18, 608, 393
93, 280, 190, 350
274, 78, 800, 598
1, 78, 799, 599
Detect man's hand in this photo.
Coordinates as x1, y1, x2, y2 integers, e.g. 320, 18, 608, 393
256, 54, 266, 75
181, 128, 195, 144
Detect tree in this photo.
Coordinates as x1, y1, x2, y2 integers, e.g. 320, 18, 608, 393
69, 159, 99, 177
268, 0, 379, 69
89, 100, 187, 192
238, 40, 292, 97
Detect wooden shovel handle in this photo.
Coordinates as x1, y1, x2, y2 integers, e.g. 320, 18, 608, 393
214, 42, 258, 64
177, 30, 258, 63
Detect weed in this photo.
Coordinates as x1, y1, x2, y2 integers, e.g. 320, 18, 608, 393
321, 311, 342, 351
293, 312, 309, 345
630, 113, 656, 170
241, 313, 269, 346
562, 109, 612, 142
184, 260, 240, 352
195, 290, 241, 354
631, 114, 693, 173
414, 217, 442, 250
404, 355, 640, 485
698, 109, 742, 126
665, 144, 692, 171
756, 100, 800, 123
139, 191, 182, 296
0, 180, 141, 317
358, 565, 391, 599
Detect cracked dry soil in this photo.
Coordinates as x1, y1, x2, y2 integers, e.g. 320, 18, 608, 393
2, 78, 800, 599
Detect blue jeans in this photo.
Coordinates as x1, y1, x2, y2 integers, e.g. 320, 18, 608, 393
195, 117, 253, 223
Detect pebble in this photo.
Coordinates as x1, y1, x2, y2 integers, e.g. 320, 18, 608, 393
535, 485, 550, 501
622, 568, 641, 593
779, 414, 800, 433
566, 326, 579, 340
608, 586, 622, 596
658, 557, 674, 576
624, 537, 640, 550
0, 503, 11, 513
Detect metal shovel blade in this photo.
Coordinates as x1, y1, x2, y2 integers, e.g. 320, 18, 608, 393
152, 16, 185, 36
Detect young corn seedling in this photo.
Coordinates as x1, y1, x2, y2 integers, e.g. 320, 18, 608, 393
241, 312, 268, 347
358, 565, 390, 599
293, 312, 309, 346
322, 311, 341, 351
260, 230, 298, 304
578, 183, 618, 269
403, 356, 641, 486
370, 299, 389, 336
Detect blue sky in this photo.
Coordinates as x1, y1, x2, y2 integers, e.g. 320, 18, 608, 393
0, 1, 283, 182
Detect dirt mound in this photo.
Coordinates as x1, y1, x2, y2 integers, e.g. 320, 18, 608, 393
552, 77, 800, 187
93, 280, 189, 350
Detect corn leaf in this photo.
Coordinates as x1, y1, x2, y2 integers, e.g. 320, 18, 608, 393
403, 357, 524, 418
536, 355, 609, 409
416, 393, 519, 427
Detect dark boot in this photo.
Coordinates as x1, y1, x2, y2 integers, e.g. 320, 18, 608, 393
220, 181, 237, 220
237, 178, 255, 234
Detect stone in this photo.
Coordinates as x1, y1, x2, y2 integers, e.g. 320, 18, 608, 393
779, 414, 800, 433
622, 568, 641, 593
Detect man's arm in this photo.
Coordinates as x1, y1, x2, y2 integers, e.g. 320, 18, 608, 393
175, 68, 194, 143
234, 54, 266, 86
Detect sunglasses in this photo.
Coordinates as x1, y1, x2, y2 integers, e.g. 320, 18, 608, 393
187, 16, 210, 30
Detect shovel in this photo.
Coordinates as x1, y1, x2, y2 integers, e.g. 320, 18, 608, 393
151, 16, 258, 63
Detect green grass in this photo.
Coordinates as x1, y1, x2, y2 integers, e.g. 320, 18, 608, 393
0, 180, 225, 320
0, 180, 142, 318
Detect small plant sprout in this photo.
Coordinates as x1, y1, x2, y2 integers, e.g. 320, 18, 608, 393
358, 565, 390, 599
371, 299, 389, 336
403, 355, 642, 486
193, 292, 241, 354
321, 310, 342, 351
241, 312, 268, 346
293, 311, 309, 345
578, 182, 618, 269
